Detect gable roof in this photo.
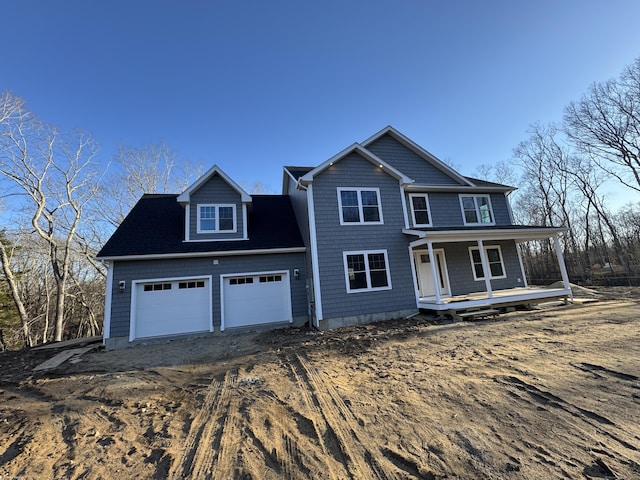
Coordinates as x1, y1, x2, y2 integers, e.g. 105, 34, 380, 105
97, 194, 304, 260
362, 126, 474, 187
299, 143, 413, 185
464, 176, 516, 191
177, 164, 252, 204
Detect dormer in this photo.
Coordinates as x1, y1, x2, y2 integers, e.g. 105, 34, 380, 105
177, 165, 252, 242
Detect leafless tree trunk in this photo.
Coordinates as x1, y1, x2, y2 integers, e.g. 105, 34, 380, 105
0, 91, 100, 342
0, 234, 31, 347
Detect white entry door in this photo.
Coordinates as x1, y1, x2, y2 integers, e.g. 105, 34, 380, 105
414, 250, 450, 298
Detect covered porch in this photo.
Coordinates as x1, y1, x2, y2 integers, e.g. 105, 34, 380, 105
404, 226, 573, 314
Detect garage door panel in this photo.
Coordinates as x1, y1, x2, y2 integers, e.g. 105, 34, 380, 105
223, 273, 291, 329
134, 278, 210, 339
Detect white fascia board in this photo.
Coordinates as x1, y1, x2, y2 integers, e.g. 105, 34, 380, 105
362, 126, 473, 187
299, 143, 413, 185
404, 183, 516, 193
96, 246, 306, 262
177, 164, 252, 204
406, 227, 568, 246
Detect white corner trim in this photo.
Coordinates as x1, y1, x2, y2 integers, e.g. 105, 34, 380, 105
307, 184, 323, 321
184, 204, 190, 242
103, 262, 113, 342
243, 203, 248, 239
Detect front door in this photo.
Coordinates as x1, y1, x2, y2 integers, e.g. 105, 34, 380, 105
414, 249, 450, 298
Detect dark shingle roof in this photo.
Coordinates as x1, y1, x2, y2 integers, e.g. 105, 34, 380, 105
464, 176, 515, 190
97, 194, 304, 258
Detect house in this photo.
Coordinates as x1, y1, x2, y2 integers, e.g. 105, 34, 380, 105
97, 126, 572, 349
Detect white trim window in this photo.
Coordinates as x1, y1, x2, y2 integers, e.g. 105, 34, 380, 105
197, 204, 236, 233
459, 195, 494, 225
409, 193, 432, 227
337, 188, 383, 225
469, 246, 506, 280
343, 250, 392, 292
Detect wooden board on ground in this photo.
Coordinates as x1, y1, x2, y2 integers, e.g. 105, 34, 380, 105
32, 346, 96, 372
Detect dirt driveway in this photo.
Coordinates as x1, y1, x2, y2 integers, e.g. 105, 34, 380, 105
1, 291, 639, 479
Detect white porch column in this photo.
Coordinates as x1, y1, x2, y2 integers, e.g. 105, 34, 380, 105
553, 235, 572, 295
427, 240, 443, 304
477, 239, 494, 299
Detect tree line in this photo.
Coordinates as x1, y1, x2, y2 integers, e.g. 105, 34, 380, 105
2, 56, 640, 349
478, 57, 640, 286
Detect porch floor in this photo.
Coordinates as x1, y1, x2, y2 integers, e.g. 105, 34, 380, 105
418, 286, 572, 311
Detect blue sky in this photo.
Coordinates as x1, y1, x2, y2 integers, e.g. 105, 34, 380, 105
2, 1, 640, 199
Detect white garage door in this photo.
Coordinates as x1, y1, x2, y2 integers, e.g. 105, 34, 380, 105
133, 278, 211, 339
223, 272, 292, 330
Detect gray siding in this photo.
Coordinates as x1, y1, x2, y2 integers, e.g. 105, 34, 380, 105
412, 192, 513, 227
286, 176, 315, 309
108, 252, 307, 338
435, 240, 525, 295
366, 134, 461, 185
189, 174, 246, 240
312, 153, 417, 319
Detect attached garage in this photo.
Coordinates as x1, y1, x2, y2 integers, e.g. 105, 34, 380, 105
131, 277, 212, 340
222, 271, 292, 330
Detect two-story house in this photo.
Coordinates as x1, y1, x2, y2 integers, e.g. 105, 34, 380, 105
97, 126, 571, 349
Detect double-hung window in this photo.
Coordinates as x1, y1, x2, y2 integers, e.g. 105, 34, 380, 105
343, 250, 391, 293
198, 204, 236, 233
469, 246, 506, 280
460, 195, 494, 225
337, 188, 383, 225
409, 194, 432, 227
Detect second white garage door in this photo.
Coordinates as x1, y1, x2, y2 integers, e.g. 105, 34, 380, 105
222, 271, 292, 330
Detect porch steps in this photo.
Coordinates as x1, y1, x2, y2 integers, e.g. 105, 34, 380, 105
452, 308, 500, 321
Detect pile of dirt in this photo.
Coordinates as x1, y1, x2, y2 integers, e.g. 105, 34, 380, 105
1, 295, 639, 479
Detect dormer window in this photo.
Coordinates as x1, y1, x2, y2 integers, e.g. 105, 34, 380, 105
197, 204, 236, 233
460, 195, 494, 225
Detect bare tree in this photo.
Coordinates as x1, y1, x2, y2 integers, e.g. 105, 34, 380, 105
0, 231, 31, 347
98, 142, 203, 228
564, 57, 640, 193
0, 91, 101, 342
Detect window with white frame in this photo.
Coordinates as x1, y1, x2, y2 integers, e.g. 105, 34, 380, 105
469, 246, 506, 280
343, 250, 391, 292
409, 194, 432, 227
197, 204, 236, 233
460, 195, 494, 225
337, 188, 383, 225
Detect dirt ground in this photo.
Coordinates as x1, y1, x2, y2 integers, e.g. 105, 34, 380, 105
1, 287, 639, 479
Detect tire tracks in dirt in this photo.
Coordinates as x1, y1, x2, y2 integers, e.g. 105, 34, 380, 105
168, 368, 238, 479
494, 374, 639, 469
285, 351, 421, 480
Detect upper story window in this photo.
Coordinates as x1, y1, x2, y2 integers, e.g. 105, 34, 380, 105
460, 195, 494, 225
337, 188, 383, 225
409, 194, 432, 227
197, 204, 236, 233
469, 246, 506, 280
343, 250, 391, 293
